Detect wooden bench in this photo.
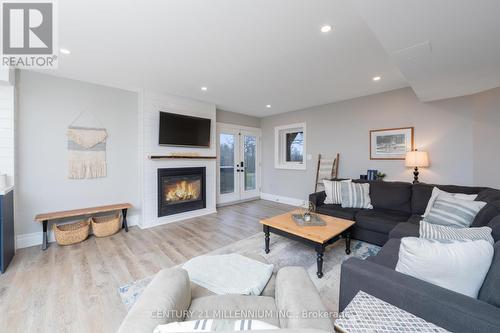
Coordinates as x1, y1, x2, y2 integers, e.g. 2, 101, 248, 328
35, 203, 132, 250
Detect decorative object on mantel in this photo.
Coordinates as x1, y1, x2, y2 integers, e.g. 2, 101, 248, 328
376, 172, 386, 181
370, 127, 414, 160
405, 149, 429, 184
67, 109, 108, 179
149, 155, 216, 160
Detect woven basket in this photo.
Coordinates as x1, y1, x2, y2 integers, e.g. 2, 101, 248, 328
53, 220, 90, 246
91, 213, 121, 237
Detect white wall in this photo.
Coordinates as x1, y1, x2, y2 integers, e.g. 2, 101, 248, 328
16, 71, 139, 243
260, 87, 500, 201
138, 90, 217, 228
216, 109, 261, 128
0, 85, 15, 188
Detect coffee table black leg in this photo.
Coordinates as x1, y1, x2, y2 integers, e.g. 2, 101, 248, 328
316, 245, 325, 278
264, 225, 270, 254
345, 231, 351, 255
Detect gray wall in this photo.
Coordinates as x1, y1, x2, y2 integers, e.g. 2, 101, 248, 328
261, 87, 500, 200
216, 109, 261, 128
16, 71, 139, 235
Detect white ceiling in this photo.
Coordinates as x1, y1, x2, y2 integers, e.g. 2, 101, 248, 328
352, 0, 500, 101
41, 0, 408, 116
40, 0, 500, 116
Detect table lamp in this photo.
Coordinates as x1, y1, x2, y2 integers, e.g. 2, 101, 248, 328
405, 150, 429, 184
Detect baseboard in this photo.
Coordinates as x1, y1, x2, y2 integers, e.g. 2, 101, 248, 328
137, 208, 217, 229
15, 214, 140, 250
260, 192, 306, 207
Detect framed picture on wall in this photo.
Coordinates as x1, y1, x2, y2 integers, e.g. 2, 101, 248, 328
370, 127, 414, 160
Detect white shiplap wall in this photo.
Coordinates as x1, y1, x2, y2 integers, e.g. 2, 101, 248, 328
0, 85, 15, 187
138, 90, 217, 228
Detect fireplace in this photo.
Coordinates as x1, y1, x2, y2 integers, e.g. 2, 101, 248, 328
157, 167, 206, 217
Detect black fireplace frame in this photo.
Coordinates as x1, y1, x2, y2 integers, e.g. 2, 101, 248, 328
157, 167, 206, 217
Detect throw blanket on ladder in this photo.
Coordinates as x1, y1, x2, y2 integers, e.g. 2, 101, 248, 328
67, 126, 108, 179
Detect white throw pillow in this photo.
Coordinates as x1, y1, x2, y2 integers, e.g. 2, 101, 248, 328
423, 187, 478, 217
323, 179, 351, 204
340, 182, 373, 209
395, 237, 494, 298
419, 220, 494, 244
154, 319, 279, 332
423, 196, 486, 228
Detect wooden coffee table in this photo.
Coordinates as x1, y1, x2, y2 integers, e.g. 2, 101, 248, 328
260, 210, 355, 278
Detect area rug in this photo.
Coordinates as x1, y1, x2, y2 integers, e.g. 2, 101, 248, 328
118, 233, 380, 313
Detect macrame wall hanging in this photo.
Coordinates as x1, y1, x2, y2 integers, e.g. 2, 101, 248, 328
67, 110, 108, 179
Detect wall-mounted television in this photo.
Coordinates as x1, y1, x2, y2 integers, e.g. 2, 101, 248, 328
159, 111, 211, 147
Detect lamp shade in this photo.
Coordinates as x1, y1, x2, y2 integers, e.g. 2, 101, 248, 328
405, 151, 429, 167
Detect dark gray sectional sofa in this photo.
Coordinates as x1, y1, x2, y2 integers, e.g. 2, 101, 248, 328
309, 180, 500, 246
309, 180, 500, 333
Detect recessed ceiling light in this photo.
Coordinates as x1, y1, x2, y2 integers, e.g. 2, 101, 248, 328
201, 86, 208, 91
321, 25, 332, 33
60, 48, 71, 54
266, 104, 272, 108
372, 76, 381, 81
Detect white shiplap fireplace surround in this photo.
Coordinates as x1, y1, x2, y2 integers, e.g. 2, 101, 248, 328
138, 90, 217, 228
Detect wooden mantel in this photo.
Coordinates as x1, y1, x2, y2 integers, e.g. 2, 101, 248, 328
149, 155, 217, 160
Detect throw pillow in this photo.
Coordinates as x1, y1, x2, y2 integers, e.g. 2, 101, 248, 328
340, 182, 373, 209
323, 179, 351, 204
423, 187, 478, 217
154, 319, 280, 332
419, 220, 494, 244
395, 237, 494, 298
423, 196, 487, 228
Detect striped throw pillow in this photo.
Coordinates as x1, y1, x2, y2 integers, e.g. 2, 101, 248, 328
419, 220, 494, 244
323, 179, 351, 204
423, 196, 487, 228
154, 319, 279, 332
340, 182, 373, 209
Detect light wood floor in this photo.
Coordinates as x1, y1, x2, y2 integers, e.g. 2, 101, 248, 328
0, 200, 292, 333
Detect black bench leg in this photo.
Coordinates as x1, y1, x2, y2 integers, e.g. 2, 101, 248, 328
122, 208, 129, 232
316, 245, 325, 278
264, 225, 270, 254
42, 220, 48, 250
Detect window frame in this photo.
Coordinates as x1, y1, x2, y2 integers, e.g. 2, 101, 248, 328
274, 122, 307, 170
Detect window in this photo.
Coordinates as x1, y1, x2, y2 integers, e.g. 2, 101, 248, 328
274, 123, 306, 170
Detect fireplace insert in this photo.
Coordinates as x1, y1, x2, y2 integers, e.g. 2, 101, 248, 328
157, 167, 206, 217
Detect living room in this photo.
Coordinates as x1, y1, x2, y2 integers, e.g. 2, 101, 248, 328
1, 1, 500, 332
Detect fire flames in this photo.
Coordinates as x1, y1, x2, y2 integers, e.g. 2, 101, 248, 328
165, 180, 200, 202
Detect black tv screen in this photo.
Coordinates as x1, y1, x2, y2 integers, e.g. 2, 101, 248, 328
159, 112, 211, 147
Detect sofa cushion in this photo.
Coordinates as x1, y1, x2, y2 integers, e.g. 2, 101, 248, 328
117, 268, 192, 333
406, 214, 423, 224
411, 183, 486, 215
388, 222, 419, 240
355, 209, 411, 234
489, 216, 500, 243
369, 181, 412, 214
366, 238, 400, 269
187, 295, 280, 327
316, 204, 359, 220
476, 188, 500, 203
275, 267, 334, 332
472, 200, 500, 228
478, 242, 500, 306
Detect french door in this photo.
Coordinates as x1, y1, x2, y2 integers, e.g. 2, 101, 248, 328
217, 123, 261, 205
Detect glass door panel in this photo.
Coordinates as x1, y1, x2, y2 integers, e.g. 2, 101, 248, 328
220, 133, 235, 194
243, 135, 256, 191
